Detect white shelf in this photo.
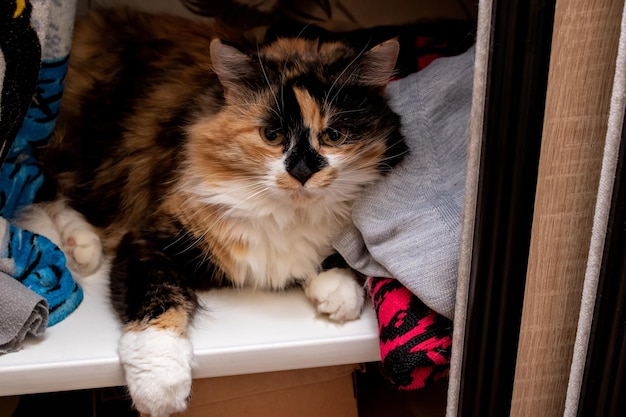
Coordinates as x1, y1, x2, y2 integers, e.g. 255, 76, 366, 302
0, 270, 380, 396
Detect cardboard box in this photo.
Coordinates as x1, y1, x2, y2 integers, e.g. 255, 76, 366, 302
174, 365, 359, 417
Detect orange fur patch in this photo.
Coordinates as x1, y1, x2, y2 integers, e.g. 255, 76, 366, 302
293, 87, 326, 137
124, 307, 189, 336
275, 172, 301, 190
184, 109, 282, 189
308, 167, 338, 189
228, 237, 249, 260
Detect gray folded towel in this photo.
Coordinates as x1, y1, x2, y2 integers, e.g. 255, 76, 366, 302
0, 271, 48, 355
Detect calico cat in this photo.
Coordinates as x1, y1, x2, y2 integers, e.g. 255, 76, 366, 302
18, 7, 408, 417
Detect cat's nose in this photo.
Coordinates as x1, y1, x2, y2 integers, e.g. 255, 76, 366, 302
288, 160, 315, 185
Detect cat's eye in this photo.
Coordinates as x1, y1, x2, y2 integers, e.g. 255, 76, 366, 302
320, 127, 348, 146
259, 127, 286, 146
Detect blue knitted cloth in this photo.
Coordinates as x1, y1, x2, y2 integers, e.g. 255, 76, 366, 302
0, 219, 82, 327
0, 0, 81, 327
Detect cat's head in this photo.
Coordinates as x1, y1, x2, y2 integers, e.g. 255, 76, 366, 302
186, 36, 408, 214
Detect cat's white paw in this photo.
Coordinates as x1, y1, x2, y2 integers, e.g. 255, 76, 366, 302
304, 268, 365, 322
119, 328, 194, 417
61, 228, 102, 276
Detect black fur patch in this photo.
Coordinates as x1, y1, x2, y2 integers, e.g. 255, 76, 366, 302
110, 231, 192, 322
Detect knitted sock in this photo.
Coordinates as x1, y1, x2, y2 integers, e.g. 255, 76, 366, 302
369, 277, 453, 390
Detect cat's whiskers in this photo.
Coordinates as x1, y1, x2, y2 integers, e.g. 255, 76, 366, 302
223, 183, 273, 214
329, 108, 368, 117
379, 142, 412, 167
167, 180, 272, 257
168, 209, 217, 257
185, 184, 276, 263
327, 142, 410, 187
345, 151, 407, 177
329, 175, 378, 190
348, 156, 398, 174
202, 182, 272, 223
160, 219, 205, 257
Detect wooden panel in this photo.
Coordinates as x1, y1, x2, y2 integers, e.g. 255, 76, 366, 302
510, 0, 624, 416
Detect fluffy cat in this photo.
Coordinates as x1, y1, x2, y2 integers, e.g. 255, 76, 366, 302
18, 8, 408, 417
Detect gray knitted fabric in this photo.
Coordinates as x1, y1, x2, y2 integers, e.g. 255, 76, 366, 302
334, 46, 474, 319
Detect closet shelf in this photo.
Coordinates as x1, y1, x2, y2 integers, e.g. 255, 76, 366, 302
0, 272, 380, 396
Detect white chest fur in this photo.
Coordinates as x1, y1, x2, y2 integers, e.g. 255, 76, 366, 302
227, 201, 351, 290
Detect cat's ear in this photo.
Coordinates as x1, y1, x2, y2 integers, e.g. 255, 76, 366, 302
210, 39, 258, 102
358, 38, 400, 88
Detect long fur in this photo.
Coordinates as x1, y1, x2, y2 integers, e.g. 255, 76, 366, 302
25, 8, 408, 416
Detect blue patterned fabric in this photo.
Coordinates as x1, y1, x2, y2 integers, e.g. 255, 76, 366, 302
0, 0, 81, 329
0, 57, 69, 219
0, 219, 82, 326
0, 156, 45, 220
9, 57, 70, 159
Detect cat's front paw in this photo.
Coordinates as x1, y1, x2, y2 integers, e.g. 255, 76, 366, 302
62, 229, 102, 276
119, 328, 194, 417
304, 268, 365, 322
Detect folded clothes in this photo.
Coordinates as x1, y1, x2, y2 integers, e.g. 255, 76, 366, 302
334, 47, 473, 390
335, 46, 475, 319
0, 271, 48, 355
0, 216, 82, 327
0, 0, 82, 339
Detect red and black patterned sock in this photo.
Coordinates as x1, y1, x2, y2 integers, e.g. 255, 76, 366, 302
368, 277, 453, 390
